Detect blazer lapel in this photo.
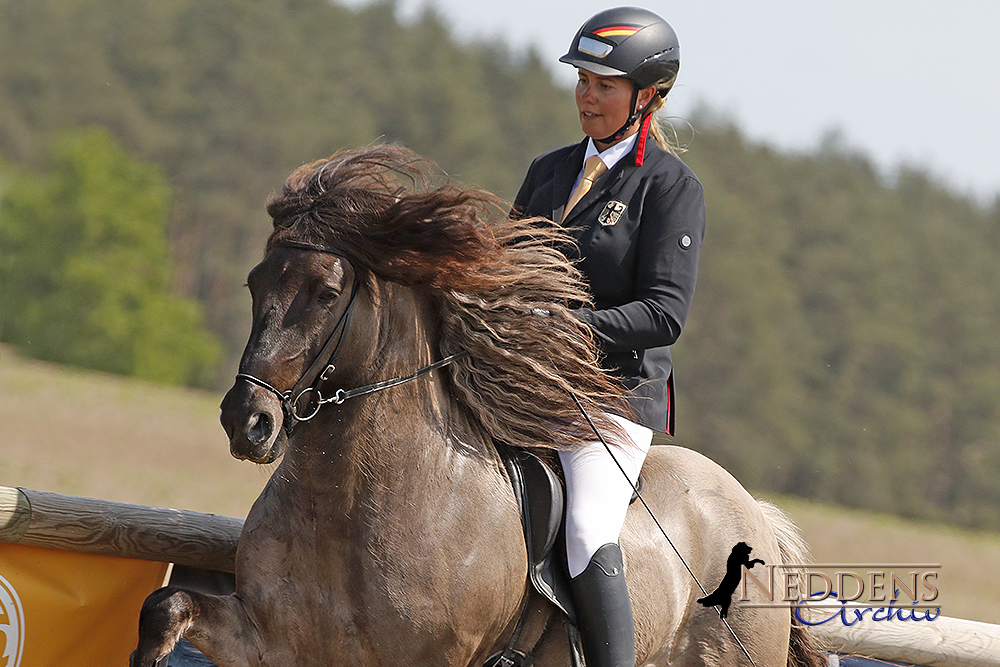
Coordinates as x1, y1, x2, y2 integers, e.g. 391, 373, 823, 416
596, 141, 646, 204
552, 140, 588, 223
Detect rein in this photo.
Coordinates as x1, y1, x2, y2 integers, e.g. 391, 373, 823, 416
569, 393, 759, 667
235, 241, 463, 434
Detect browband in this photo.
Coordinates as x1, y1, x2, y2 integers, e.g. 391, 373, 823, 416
273, 239, 347, 257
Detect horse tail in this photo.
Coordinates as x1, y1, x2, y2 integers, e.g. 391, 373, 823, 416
756, 500, 827, 667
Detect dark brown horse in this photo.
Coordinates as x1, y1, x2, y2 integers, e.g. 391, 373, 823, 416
133, 145, 823, 667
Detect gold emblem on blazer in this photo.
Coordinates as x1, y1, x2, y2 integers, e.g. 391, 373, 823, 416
598, 200, 627, 226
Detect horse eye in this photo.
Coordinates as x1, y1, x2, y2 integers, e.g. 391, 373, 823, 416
317, 288, 339, 303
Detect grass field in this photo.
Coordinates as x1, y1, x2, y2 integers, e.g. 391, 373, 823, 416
2, 344, 997, 624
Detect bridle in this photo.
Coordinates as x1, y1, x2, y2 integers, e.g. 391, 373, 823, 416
235, 240, 463, 435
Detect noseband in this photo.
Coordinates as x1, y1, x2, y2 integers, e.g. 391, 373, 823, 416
235, 241, 463, 435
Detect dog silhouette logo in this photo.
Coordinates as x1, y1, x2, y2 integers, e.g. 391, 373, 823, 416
697, 542, 765, 618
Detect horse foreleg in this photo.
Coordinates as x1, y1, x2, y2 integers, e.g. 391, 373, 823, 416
132, 586, 260, 667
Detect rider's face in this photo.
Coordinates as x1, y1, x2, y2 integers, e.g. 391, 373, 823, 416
576, 69, 643, 147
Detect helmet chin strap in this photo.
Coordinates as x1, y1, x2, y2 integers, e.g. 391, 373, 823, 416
597, 84, 644, 145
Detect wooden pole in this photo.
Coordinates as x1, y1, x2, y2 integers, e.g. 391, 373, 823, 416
807, 610, 1000, 667
0, 486, 242, 573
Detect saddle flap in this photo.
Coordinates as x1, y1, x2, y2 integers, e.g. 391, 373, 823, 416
499, 446, 576, 621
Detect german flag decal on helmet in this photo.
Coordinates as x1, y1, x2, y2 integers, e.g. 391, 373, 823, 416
592, 25, 642, 39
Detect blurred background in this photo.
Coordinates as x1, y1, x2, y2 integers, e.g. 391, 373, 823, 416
1, 0, 999, 621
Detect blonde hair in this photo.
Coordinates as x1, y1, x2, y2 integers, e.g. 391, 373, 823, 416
641, 76, 686, 155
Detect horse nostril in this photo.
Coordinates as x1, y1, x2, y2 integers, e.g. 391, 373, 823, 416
247, 412, 274, 444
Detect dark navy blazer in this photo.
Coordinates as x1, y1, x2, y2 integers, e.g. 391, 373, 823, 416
513, 121, 706, 435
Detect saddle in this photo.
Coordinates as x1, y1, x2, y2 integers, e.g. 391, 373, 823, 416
490, 445, 643, 667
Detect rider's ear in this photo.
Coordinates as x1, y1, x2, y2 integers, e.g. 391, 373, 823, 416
635, 85, 657, 113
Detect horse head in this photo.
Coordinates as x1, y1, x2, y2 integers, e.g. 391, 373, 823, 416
220, 244, 369, 463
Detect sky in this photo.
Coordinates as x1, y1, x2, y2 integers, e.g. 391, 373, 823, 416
342, 0, 1000, 202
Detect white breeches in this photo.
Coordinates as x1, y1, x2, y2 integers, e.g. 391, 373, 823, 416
559, 413, 653, 578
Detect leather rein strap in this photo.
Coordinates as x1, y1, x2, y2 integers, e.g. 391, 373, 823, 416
235, 241, 463, 434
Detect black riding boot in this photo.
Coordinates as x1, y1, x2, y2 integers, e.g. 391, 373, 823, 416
569, 543, 636, 667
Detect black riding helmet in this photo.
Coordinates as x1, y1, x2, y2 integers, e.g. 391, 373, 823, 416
561, 6, 680, 143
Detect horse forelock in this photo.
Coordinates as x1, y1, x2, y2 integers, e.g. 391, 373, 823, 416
264, 145, 631, 452
267, 146, 496, 285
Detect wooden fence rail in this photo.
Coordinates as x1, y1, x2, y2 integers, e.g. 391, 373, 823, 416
812, 614, 1000, 667
0, 485, 242, 573
3, 485, 1000, 666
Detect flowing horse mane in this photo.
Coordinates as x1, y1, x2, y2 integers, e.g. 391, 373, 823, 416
265, 144, 629, 452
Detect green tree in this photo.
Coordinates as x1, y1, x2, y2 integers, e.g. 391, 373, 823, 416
0, 127, 220, 385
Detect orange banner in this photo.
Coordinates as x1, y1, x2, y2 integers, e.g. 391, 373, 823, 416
0, 543, 169, 667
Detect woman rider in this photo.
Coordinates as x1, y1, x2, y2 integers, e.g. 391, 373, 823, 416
513, 7, 706, 667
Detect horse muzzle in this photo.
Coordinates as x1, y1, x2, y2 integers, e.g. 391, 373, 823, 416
220, 380, 287, 463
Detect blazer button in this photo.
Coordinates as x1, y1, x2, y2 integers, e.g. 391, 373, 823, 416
679, 234, 692, 249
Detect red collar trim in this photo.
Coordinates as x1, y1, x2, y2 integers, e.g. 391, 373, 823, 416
635, 115, 652, 167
